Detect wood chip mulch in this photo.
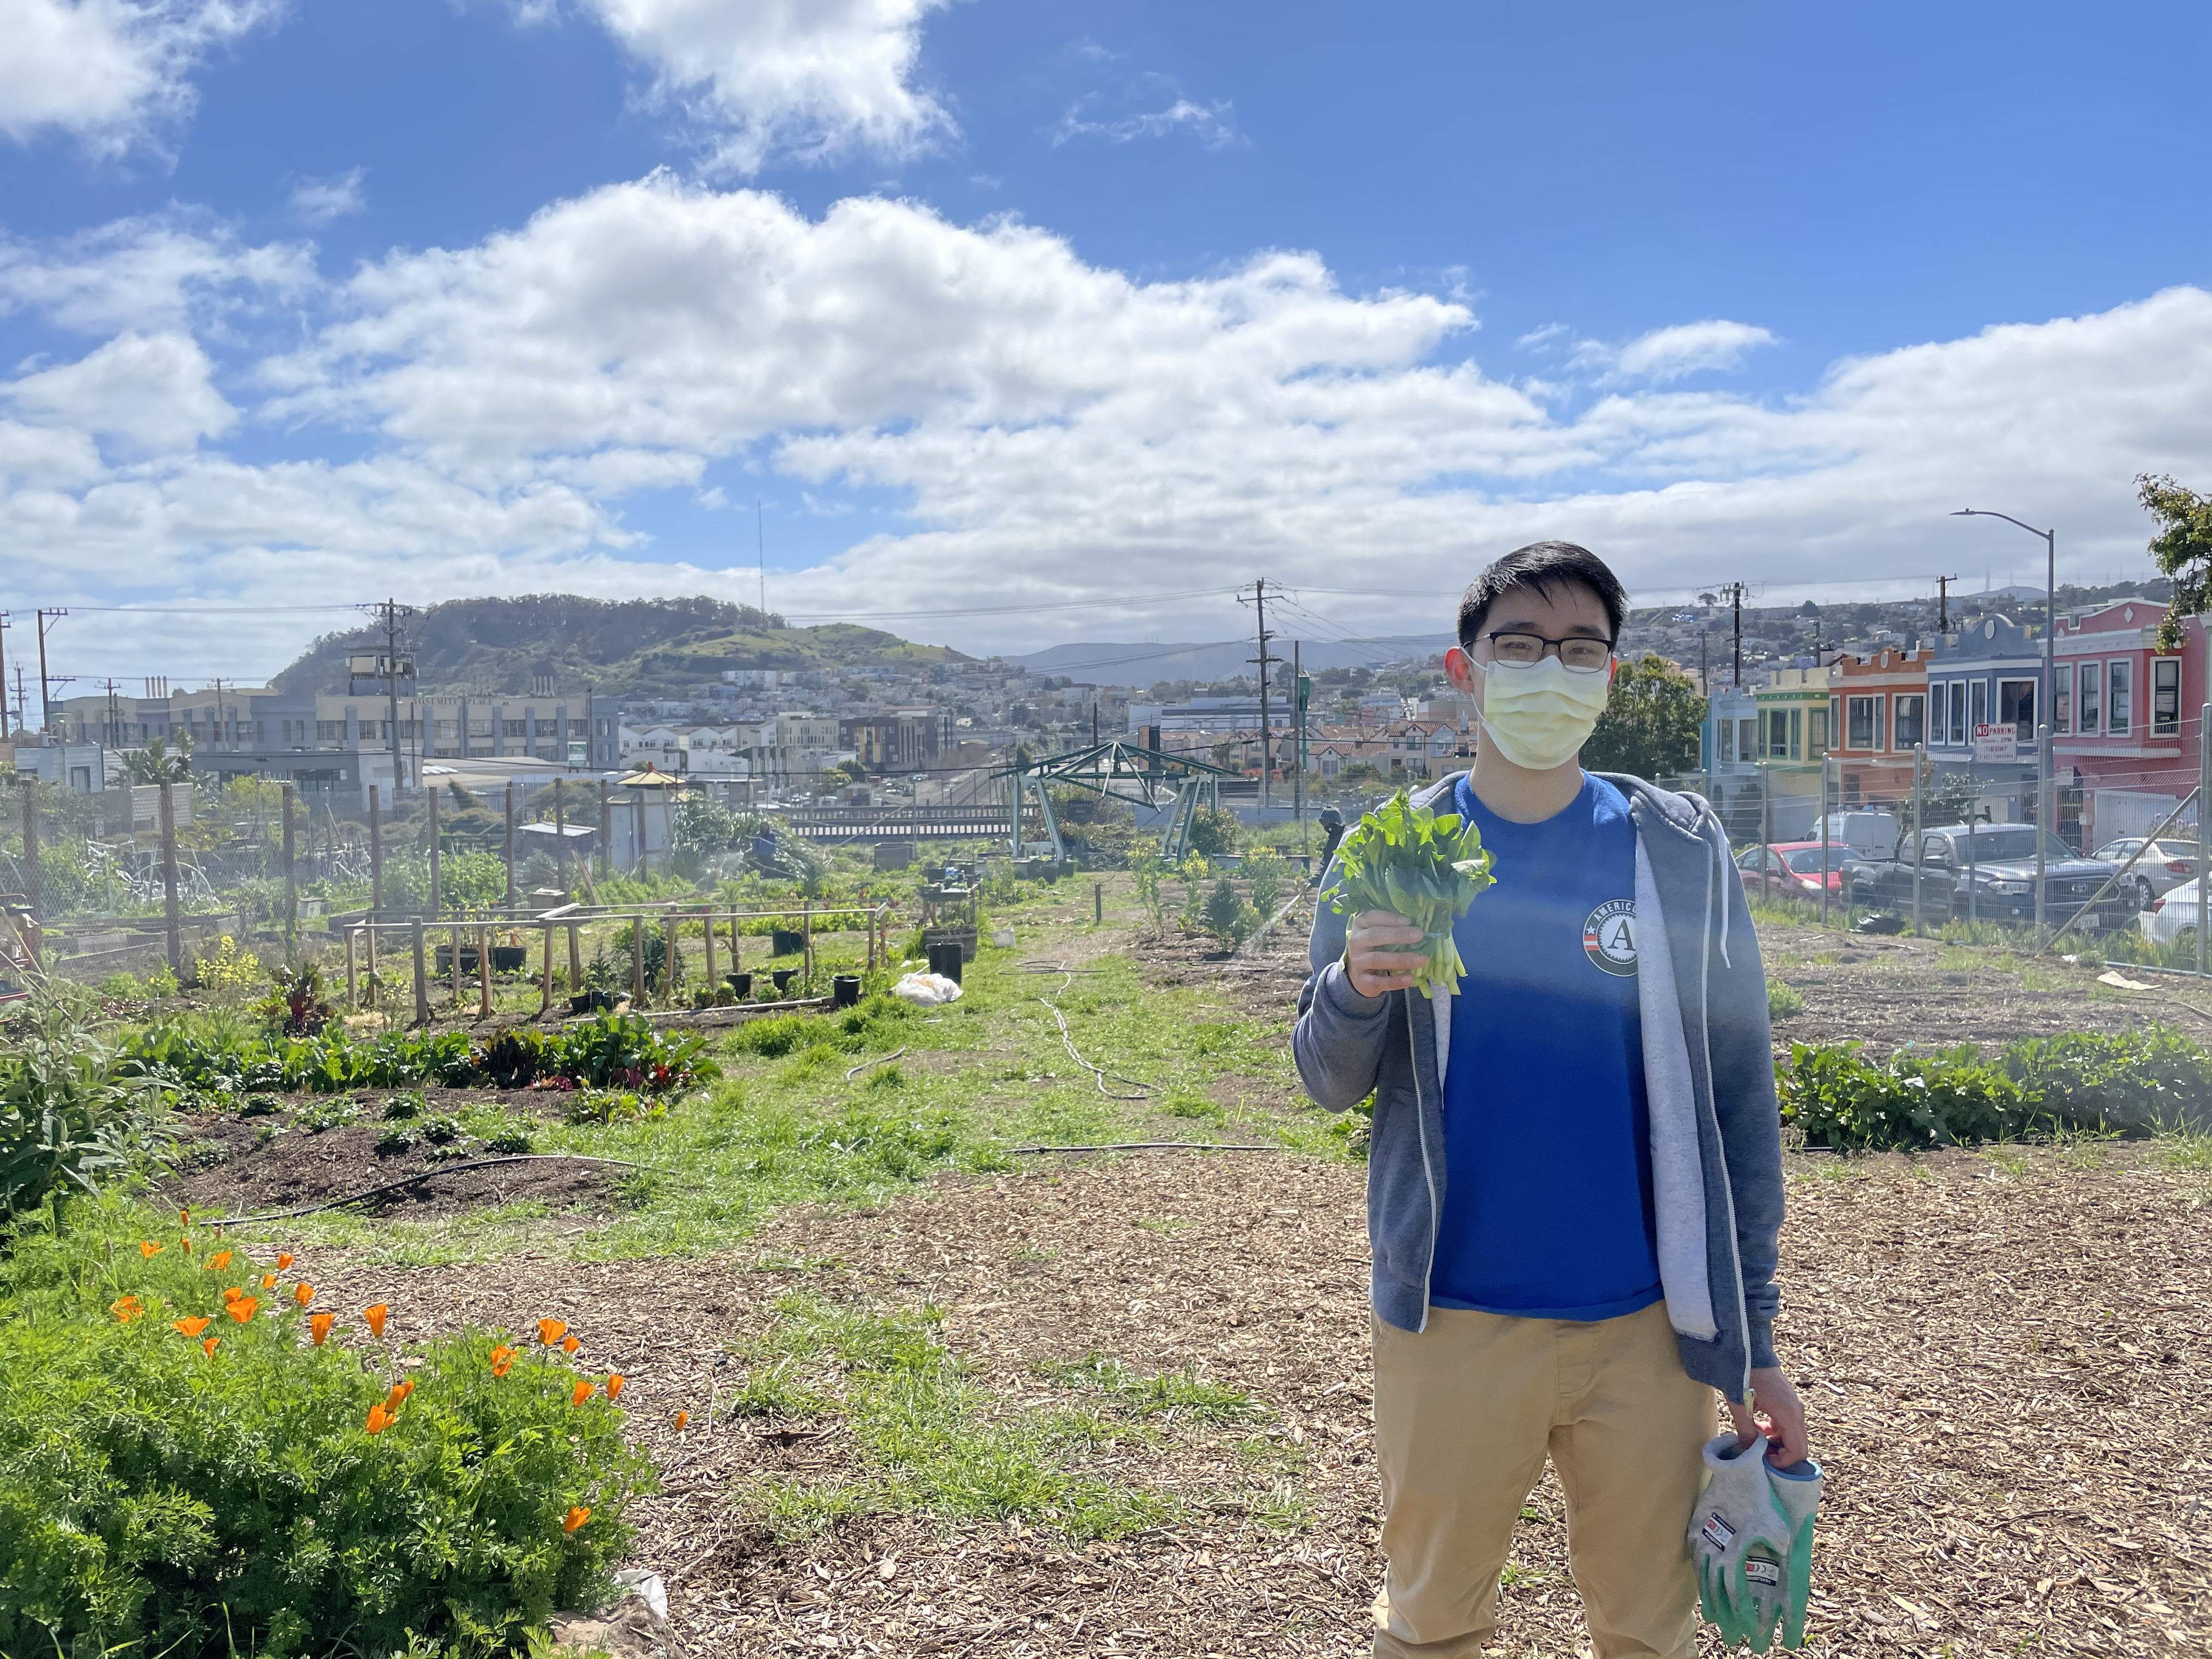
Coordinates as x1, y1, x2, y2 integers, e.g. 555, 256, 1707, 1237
285, 1136, 2212, 1657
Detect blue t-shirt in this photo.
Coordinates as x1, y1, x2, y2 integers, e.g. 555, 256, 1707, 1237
1430, 772, 1662, 1321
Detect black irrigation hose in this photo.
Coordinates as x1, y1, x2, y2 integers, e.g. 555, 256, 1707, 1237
1002, 1141, 1284, 1155
216, 1154, 674, 1224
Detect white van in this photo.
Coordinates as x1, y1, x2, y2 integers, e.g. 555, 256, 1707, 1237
1809, 810, 1901, 863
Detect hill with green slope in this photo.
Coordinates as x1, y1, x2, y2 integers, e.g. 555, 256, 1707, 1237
274, 595, 967, 698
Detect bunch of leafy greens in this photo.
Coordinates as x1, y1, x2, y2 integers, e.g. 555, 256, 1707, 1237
1328, 792, 1497, 997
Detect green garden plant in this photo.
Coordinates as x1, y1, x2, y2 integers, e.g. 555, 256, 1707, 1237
0, 1198, 653, 1656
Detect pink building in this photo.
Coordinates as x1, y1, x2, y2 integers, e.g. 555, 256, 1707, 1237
2052, 601, 2205, 848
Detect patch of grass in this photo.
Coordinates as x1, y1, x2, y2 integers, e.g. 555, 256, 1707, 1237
1161, 1087, 1226, 1121
1767, 980, 1807, 1020
1031, 1351, 1265, 1423
2156, 1128, 2212, 1170
730, 1296, 1179, 1541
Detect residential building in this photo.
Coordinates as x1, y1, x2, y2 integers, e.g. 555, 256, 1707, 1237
842, 707, 953, 771
1826, 647, 1933, 810
1923, 614, 2042, 823
1695, 686, 1762, 840
2052, 601, 2204, 848
1752, 666, 1834, 839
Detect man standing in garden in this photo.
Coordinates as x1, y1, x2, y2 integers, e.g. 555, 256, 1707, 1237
1293, 541, 1806, 1658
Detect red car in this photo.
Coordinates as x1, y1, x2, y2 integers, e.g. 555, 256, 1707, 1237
1735, 841, 1850, 899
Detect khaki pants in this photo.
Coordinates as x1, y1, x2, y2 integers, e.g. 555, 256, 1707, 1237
1372, 1301, 1710, 1659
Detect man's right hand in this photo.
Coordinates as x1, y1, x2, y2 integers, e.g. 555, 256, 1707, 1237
1344, 910, 1427, 1000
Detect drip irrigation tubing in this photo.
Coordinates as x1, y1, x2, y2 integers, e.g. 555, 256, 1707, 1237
215, 1154, 673, 1224
845, 1047, 908, 1079
1018, 963, 1153, 1099
1002, 1141, 1282, 1155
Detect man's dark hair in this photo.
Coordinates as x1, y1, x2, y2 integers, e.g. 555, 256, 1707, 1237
1456, 541, 1629, 648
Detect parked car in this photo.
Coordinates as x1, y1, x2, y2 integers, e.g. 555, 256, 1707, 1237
2087, 836, 2199, 912
1735, 841, 1850, 900
2142, 879, 2209, 951
1841, 822, 2135, 932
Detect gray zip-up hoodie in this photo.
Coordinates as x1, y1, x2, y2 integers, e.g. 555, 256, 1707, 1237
1293, 771, 1784, 1400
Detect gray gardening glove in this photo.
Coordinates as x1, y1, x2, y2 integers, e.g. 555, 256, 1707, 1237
1688, 1434, 1794, 1651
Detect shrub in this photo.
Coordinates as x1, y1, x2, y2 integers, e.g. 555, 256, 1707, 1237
1777, 1042, 2037, 1151
562, 1090, 664, 1127
1, 978, 170, 1225
485, 1028, 546, 1089
0, 1200, 653, 1656
1201, 878, 1259, 948
193, 935, 261, 996
2002, 1029, 2212, 1131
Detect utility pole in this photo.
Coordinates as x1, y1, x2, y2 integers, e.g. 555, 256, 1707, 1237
35, 607, 66, 736
380, 599, 412, 793
757, 498, 768, 622
1719, 583, 1747, 689
1238, 579, 1278, 809
1293, 639, 1307, 864
103, 679, 121, 749
1936, 574, 1959, 633
211, 678, 225, 752
0, 611, 10, 739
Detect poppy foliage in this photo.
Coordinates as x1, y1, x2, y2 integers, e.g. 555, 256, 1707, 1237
0, 1197, 654, 1658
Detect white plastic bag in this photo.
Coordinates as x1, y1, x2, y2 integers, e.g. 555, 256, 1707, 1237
892, 970, 963, 1006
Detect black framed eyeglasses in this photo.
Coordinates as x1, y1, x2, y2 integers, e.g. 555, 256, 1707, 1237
1471, 629, 1615, 674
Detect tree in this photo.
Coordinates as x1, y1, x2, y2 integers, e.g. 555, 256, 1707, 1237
1581, 653, 1706, 781
121, 732, 193, 785
2140, 474, 2212, 651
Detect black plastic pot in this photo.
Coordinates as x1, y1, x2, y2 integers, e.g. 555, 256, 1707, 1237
726, 971, 753, 1000
832, 974, 862, 1008
568, 989, 618, 1014
771, 968, 799, 992
770, 928, 805, 958
926, 941, 964, 984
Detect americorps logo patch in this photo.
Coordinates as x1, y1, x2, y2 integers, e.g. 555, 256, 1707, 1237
1582, 898, 1638, 977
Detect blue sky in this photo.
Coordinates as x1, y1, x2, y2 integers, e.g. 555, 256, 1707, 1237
3, 0, 2209, 678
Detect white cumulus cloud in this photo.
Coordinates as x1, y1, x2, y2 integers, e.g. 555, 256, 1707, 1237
0, 0, 286, 157
1615, 318, 1777, 381
4, 182, 2212, 671
573, 0, 955, 173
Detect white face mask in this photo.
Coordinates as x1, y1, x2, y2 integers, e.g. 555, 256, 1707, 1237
1474, 656, 1612, 771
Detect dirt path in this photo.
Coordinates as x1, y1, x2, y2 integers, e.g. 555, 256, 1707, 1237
290, 1139, 2210, 1657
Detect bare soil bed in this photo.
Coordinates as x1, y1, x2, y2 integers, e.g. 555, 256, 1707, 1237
288, 1139, 2211, 1657
1756, 919, 2212, 1052
166, 1087, 615, 1220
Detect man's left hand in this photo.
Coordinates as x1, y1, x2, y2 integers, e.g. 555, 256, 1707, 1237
1726, 1367, 1809, 1466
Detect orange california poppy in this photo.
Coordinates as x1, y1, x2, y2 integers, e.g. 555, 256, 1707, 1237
562, 1335, 581, 1355
261, 1273, 278, 1290
202, 1336, 219, 1359
388, 1379, 415, 1406
180, 1206, 191, 1223
110, 1295, 144, 1323
293, 1282, 315, 1307
179, 1236, 192, 1253
222, 1287, 245, 1304
276, 1252, 294, 1270
364, 1303, 390, 1337
206, 1250, 232, 1270
489, 1343, 516, 1373
605, 1374, 625, 1400
138, 1241, 163, 1257
309, 1313, 335, 1346
537, 1318, 568, 1347
570, 1380, 592, 1407
563, 1506, 590, 1533
227, 1296, 258, 1323
673, 1410, 689, 1431
174, 1316, 212, 1338
365, 1404, 389, 1435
